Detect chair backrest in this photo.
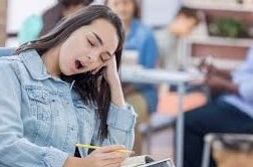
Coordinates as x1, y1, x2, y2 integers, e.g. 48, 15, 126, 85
0, 47, 15, 57
201, 133, 253, 167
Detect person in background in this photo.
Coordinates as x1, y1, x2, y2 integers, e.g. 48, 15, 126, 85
155, 7, 203, 116
183, 46, 253, 167
155, 7, 199, 71
0, 5, 136, 167
105, 0, 159, 155
18, 0, 94, 43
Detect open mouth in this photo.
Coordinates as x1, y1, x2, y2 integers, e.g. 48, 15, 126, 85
75, 60, 84, 70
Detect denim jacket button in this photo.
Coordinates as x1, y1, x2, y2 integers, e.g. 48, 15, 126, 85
42, 93, 46, 100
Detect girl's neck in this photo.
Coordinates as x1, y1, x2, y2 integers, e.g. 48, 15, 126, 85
41, 46, 61, 77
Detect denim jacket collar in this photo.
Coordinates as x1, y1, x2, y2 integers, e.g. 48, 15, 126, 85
20, 49, 51, 81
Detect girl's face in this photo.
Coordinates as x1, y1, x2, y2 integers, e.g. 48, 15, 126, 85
106, 0, 135, 23
58, 18, 119, 76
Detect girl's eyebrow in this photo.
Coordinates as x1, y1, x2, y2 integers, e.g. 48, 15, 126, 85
92, 32, 103, 45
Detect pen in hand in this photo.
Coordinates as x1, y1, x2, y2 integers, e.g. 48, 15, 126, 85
75, 144, 135, 154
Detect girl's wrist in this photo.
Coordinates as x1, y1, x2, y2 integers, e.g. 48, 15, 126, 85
108, 75, 121, 87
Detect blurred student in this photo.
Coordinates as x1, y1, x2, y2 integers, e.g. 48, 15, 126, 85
18, 0, 93, 43
0, 5, 136, 167
155, 7, 199, 71
155, 7, 203, 115
105, 0, 159, 155
155, 7, 205, 122
183, 46, 253, 167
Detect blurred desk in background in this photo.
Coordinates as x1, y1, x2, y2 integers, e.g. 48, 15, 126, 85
120, 66, 203, 85
120, 66, 203, 167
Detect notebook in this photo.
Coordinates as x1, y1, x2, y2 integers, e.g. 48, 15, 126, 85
122, 155, 175, 167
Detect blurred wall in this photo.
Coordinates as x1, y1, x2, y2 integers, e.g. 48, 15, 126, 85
0, 0, 7, 46
94, 0, 182, 27
6, 0, 57, 46
7, 0, 57, 34
141, 0, 181, 27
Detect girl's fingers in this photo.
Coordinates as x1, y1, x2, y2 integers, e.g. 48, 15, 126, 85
99, 152, 127, 160
102, 157, 125, 167
88, 149, 127, 167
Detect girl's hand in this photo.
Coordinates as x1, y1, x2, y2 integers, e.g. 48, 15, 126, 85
103, 56, 120, 85
91, 56, 126, 107
92, 56, 120, 86
85, 145, 128, 167
63, 145, 129, 167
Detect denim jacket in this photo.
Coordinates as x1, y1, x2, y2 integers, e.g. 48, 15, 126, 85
0, 49, 137, 167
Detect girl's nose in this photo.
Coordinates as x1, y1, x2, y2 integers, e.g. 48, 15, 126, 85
86, 50, 100, 61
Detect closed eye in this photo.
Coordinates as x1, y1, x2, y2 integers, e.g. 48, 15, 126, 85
87, 39, 95, 47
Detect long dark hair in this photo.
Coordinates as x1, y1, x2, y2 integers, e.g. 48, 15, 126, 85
15, 5, 125, 139
104, 0, 140, 19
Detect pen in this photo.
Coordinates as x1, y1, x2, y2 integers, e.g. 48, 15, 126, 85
75, 144, 134, 154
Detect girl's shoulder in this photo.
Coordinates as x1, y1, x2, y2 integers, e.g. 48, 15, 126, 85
0, 55, 24, 81
0, 55, 23, 69
0, 54, 21, 63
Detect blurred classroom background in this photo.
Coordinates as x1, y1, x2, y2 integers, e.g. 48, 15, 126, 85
1, 0, 253, 166
1, 0, 180, 47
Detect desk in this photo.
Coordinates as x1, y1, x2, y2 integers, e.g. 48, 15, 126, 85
120, 67, 203, 167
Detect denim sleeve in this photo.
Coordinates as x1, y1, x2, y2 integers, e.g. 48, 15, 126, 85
92, 103, 137, 150
232, 48, 253, 103
0, 61, 68, 167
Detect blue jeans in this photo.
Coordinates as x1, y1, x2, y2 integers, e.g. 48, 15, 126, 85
183, 100, 253, 167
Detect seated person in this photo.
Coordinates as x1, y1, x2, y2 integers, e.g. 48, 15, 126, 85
155, 7, 199, 71
105, 0, 159, 155
155, 7, 204, 116
0, 5, 136, 166
183, 46, 253, 167
18, 0, 93, 43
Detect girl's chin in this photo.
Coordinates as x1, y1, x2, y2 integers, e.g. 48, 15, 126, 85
61, 69, 75, 76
